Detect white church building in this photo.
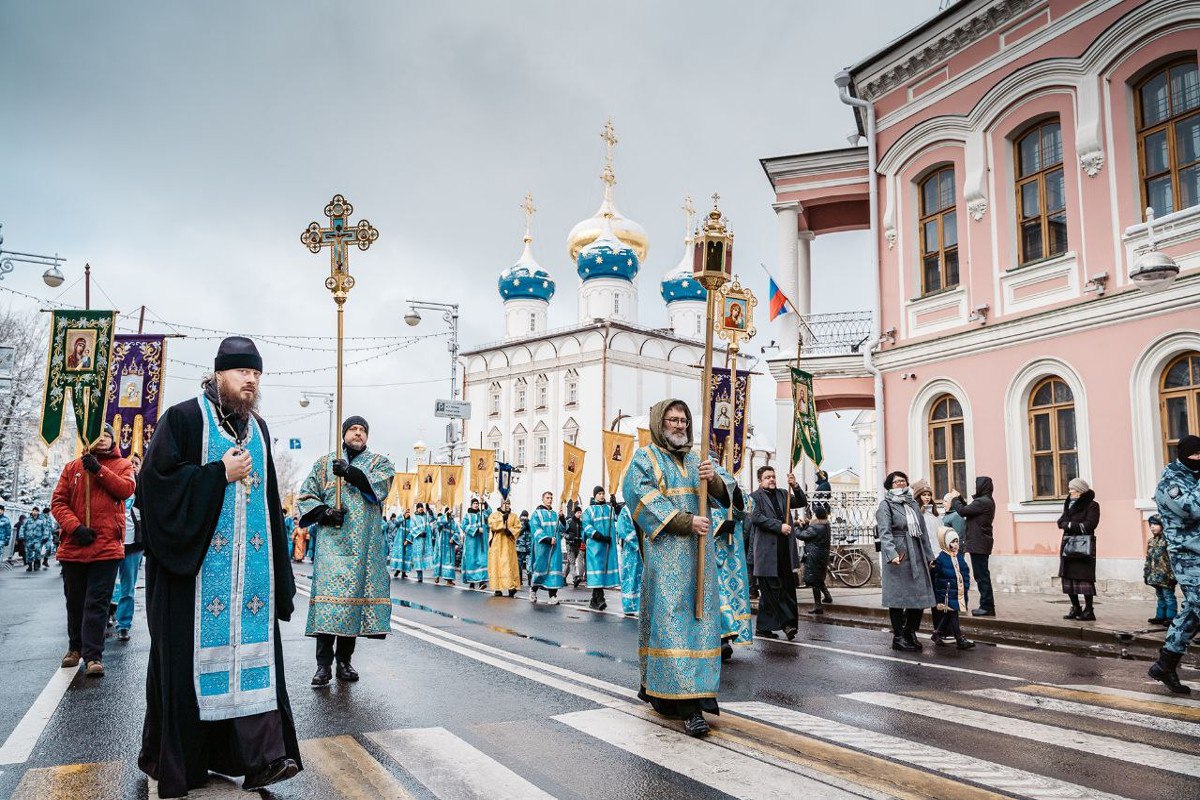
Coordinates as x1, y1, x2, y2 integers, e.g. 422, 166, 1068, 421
459, 124, 724, 513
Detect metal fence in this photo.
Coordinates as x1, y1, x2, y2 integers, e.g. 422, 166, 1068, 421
806, 491, 879, 546
799, 311, 874, 356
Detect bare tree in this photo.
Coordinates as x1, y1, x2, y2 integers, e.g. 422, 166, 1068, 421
272, 447, 306, 512
0, 305, 48, 500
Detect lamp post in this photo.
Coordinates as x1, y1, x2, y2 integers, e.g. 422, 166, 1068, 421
1130, 207, 1180, 292
405, 299, 462, 454
299, 391, 336, 452
0, 225, 66, 286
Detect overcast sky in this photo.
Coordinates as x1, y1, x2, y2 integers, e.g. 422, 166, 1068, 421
1, 1, 935, 481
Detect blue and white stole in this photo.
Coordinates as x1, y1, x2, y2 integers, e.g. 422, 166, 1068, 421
194, 396, 277, 721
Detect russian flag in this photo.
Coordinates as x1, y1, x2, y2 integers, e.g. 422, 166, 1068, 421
768, 277, 792, 321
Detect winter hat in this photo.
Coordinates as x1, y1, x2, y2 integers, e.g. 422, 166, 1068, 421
1147, 514, 1163, 528
592, 485, 605, 499
1068, 477, 1090, 494
1178, 435, 1200, 463
342, 416, 369, 437
103, 423, 115, 438
214, 336, 263, 372
937, 527, 959, 551
910, 478, 932, 498
883, 471, 908, 490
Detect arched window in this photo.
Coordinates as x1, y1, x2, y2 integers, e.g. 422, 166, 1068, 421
928, 394, 966, 499
1136, 59, 1199, 216
512, 424, 528, 467
533, 421, 549, 466
1161, 351, 1200, 462
514, 377, 527, 412
564, 369, 579, 407
1028, 376, 1077, 499
488, 381, 501, 417
1015, 119, 1066, 264
535, 374, 549, 410
562, 417, 579, 446
918, 166, 959, 295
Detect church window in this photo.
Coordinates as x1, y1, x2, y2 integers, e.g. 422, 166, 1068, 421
529, 312, 537, 332
513, 424, 527, 467
613, 293, 622, 316
514, 378, 527, 412
1027, 376, 1077, 499
535, 435, 548, 466
563, 417, 579, 446
536, 374, 549, 410
1161, 351, 1200, 462
489, 382, 501, 417
564, 369, 579, 407
1136, 59, 1200, 216
487, 426, 502, 453
1014, 119, 1066, 265
918, 166, 958, 295
695, 315, 701, 336
927, 394, 966, 500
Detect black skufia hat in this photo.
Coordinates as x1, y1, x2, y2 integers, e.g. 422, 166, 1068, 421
214, 336, 263, 372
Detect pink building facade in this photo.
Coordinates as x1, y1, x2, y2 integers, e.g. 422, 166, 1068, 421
763, 0, 1200, 593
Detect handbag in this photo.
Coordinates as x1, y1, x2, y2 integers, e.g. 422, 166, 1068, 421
1061, 534, 1095, 558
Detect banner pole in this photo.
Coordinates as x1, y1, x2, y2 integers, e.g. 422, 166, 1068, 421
785, 329, 803, 523
696, 288, 717, 620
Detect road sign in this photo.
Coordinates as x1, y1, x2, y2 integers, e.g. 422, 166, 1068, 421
289, 438, 302, 450
434, 399, 471, 419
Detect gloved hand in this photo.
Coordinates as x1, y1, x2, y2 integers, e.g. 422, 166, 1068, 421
331, 459, 350, 477
320, 507, 345, 527
593, 533, 612, 544
81, 454, 101, 474
73, 526, 97, 546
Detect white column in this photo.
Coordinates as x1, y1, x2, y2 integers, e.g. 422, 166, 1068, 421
795, 230, 814, 317
773, 202, 801, 354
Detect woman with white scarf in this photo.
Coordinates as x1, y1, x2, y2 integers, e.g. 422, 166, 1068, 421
875, 471, 937, 652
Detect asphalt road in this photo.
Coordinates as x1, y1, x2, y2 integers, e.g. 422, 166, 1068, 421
1, 557, 1198, 799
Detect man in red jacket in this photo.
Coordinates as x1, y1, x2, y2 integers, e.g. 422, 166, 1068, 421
51, 423, 135, 677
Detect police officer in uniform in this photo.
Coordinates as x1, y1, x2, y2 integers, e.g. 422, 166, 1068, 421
1150, 434, 1200, 694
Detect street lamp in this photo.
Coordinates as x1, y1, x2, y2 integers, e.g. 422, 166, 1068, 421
299, 391, 336, 452
404, 299, 462, 451
0, 224, 66, 287
1130, 207, 1180, 292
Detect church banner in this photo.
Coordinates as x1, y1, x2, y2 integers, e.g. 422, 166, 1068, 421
602, 430, 634, 495
393, 471, 417, 512
438, 464, 464, 510
469, 448, 495, 496
417, 463, 439, 505
40, 310, 117, 447
791, 366, 823, 467
497, 462, 513, 499
637, 427, 652, 449
707, 366, 750, 474
104, 334, 167, 458
562, 442, 585, 502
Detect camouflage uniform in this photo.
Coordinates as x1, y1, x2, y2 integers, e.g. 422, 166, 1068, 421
1155, 458, 1200, 655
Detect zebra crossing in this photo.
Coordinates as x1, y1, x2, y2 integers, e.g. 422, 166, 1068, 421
9, 681, 1198, 799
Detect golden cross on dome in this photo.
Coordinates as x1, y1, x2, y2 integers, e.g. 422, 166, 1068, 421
710, 192, 721, 209
682, 195, 695, 239
600, 119, 618, 189
521, 192, 536, 240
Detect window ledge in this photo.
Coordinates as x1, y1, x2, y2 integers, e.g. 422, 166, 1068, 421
999, 251, 1078, 314
1007, 501, 1063, 522
905, 285, 967, 335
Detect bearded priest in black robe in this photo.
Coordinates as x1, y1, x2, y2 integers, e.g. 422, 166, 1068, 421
138, 337, 301, 798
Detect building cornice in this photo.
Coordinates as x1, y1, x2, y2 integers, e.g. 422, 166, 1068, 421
462, 319, 714, 358
760, 148, 869, 189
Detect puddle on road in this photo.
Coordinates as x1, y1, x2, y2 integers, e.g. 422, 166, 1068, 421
391, 598, 633, 665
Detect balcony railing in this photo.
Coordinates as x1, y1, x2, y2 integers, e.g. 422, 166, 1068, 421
799, 311, 874, 356
804, 491, 879, 546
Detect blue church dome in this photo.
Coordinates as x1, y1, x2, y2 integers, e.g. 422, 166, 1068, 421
660, 269, 706, 303
577, 214, 639, 282
499, 239, 555, 302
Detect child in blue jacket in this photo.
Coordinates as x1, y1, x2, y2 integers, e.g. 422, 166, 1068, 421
931, 528, 975, 650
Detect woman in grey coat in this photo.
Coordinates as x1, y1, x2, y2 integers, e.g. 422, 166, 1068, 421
876, 471, 936, 652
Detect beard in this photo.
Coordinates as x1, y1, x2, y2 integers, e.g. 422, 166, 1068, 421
216, 373, 260, 418
664, 429, 689, 449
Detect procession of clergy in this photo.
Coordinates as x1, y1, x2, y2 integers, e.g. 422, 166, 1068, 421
134, 337, 763, 797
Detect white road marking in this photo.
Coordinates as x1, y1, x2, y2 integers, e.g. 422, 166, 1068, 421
554, 708, 871, 799
1061, 684, 1200, 709
963, 687, 1200, 738
724, 701, 1134, 800
765, 636, 1030, 682
367, 727, 556, 800
0, 667, 77, 765
846, 692, 1200, 778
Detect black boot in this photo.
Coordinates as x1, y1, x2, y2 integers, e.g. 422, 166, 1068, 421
683, 712, 710, 737
1079, 596, 1095, 621
494, 590, 502, 597
336, 660, 360, 682
1149, 647, 1192, 694
892, 635, 919, 652
242, 757, 300, 790
721, 642, 733, 662
1063, 596, 1081, 619
311, 664, 332, 687
903, 630, 924, 651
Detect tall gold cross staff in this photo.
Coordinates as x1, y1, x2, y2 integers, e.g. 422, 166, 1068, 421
300, 193, 379, 509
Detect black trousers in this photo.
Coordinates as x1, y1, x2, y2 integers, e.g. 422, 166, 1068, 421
933, 609, 962, 639
314, 634, 357, 667
888, 607, 924, 636
61, 559, 121, 662
970, 554, 994, 611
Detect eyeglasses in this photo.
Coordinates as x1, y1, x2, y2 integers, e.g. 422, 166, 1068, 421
663, 417, 689, 425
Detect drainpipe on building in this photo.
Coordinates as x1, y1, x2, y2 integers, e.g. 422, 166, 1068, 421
835, 69, 886, 489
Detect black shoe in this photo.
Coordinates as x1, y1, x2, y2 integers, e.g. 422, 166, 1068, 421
757, 630, 779, 639
822, 594, 833, 604
784, 627, 798, 641
683, 712, 710, 737
25, 565, 31, 572
807, 605, 824, 615
971, 608, 995, 617
401, 572, 407, 579
573, 577, 582, 589
589, 599, 602, 610
903, 632, 924, 651
336, 661, 359, 682
931, 634, 946, 646
311, 665, 332, 688
721, 643, 733, 662
1149, 647, 1192, 694
393, 570, 400, 578
242, 757, 300, 791
508, 589, 517, 597
892, 635, 920, 652
956, 638, 976, 650
1079, 609, 1096, 621
1063, 607, 1080, 620
494, 591, 502, 597
117, 628, 130, 642
599, 601, 607, 611
1149, 617, 1166, 625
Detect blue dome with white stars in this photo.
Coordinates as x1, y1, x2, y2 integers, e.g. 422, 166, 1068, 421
660, 233, 705, 303
576, 215, 639, 283
498, 238, 555, 302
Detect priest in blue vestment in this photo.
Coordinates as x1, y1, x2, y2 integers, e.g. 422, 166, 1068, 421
582, 486, 619, 610
389, 510, 410, 578
460, 498, 489, 588
138, 338, 301, 797
621, 398, 735, 738
297, 416, 394, 688
431, 506, 459, 585
529, 491, 564, 604
616, 505, 641, 616
713, 487, 754, 661
408, 503, 433, 581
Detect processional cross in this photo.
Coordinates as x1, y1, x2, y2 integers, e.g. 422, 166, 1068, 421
300, 194, 379, 509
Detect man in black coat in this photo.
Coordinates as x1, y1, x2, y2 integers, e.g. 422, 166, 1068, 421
749, 465, 807, 640
950, 476, 996, 616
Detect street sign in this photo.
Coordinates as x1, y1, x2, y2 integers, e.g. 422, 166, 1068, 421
288, 438, 302, 450
434, 399, 471, 419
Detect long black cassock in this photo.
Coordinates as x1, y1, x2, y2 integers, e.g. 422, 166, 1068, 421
137, 395, 302, 798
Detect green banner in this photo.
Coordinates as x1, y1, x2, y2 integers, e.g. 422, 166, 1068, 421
790, 367, 823, 468
40, 310, 117, 447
